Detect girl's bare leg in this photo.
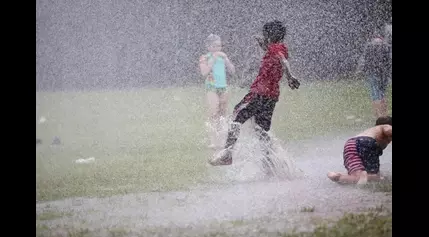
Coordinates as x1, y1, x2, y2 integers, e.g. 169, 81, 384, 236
218, 91, 229, 133
218, 91, 228, 119
207, 91, 220, 148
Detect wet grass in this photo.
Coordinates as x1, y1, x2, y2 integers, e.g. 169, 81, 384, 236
36, 80, 392, 201
36, 210, 73, 221
363, 176, 392, 193
366, 205, 387, 213
283, 212, 392, 237
43, 228, 91, 237
35, 211, 392, 237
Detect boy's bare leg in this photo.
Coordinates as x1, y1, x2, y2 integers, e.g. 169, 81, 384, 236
327, 171, 382, 184
209, 93, 258, 166
366, 173, 383, 181
255, 126, 275, 176
208, 122, 240, 166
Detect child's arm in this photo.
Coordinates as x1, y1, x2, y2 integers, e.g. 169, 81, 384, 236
199, 55, 216, 77
278, 52, 300, 90
383, 125, 392, 139
223, 54, 236, 75
255, 36, 268, 51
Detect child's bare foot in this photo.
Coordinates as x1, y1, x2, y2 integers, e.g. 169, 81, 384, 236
327, 172, 341, 182
357, 171, 368, 185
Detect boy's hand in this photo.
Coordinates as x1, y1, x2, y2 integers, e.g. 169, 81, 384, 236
254, 35, 268, 50
287, 77, 300, 90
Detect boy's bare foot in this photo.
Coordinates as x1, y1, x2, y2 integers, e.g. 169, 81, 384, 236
327, 172, 341, 182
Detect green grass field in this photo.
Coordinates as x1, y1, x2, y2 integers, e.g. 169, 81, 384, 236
36, 79, 392, 202
36, 210, 392, 237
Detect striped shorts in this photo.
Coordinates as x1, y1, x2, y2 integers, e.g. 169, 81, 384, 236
343, 136, 382, 175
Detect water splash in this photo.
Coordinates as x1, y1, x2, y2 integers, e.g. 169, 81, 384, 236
207, 117, 304, 183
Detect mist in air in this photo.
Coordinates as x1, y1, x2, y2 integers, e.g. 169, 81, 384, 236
36, 0, 391, 91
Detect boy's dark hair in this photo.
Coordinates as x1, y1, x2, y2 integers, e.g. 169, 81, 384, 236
376, 116, 392, 126
263, 20, 286, 43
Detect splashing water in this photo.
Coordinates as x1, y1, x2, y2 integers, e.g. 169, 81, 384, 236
206, 117, 304, 183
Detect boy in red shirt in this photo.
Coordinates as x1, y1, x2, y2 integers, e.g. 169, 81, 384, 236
209, 20, 300, 167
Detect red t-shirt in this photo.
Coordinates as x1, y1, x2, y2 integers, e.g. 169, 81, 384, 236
250, 43, 288, 100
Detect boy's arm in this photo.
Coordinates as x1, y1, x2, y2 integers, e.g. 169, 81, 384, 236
278, 52, 300, 89
255, 36, 268, 51
383, 125, 392, 139
278, 52, 294, 79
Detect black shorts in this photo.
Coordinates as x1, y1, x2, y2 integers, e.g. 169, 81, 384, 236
232, 92, 277, 131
